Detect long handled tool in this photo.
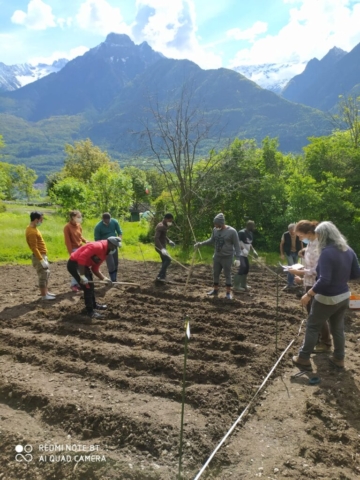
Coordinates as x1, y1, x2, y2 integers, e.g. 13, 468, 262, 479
155, 247, 189, 271
187, 215, 202, 260
88, 281, 140, 286
183, 246, 198, 293
249, 255, 287, 285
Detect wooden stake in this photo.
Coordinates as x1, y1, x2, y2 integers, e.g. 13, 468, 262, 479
183, 246, 198, 294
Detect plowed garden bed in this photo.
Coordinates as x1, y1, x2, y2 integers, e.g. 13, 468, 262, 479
0, 260, 360, 479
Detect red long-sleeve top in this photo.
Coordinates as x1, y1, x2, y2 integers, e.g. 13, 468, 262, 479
70, 240, 108, 273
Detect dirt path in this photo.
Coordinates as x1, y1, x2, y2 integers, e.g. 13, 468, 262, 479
0, 260, 359, 479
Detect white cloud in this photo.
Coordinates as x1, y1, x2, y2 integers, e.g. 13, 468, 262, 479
132, 0, 222, 69
229, 0, 360, 67
76, 0, 130, 36
227, 21, 268, 43
11, 0, 56, 30
57, 17, 73, 29
29, 46, 89, 65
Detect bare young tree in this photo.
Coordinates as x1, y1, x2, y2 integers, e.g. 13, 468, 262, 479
141, 83, 223, 248
331, 95, 360, 148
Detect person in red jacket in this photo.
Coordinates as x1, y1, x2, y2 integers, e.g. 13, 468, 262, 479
67, 237, 121, 319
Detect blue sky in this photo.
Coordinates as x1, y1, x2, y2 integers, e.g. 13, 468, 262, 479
1, 0, 360, 68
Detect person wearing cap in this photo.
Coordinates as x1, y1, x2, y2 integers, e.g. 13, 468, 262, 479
67, 237, 120, 319
233, 220, 257, 293
194, 213, 241, 299
94, 212, 122, 282
25, 211, 56, 301
154, 213, 175, 282
63, 210, 88, 292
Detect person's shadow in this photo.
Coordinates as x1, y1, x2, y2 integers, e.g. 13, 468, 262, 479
0, 291, 78, 322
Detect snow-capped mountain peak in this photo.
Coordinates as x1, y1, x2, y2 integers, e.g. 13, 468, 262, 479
232, 62, 307, 94
0, 59, 68, 92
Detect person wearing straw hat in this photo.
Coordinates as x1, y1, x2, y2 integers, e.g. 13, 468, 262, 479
67, 237, 120, 319
195, 213, 241, 299
154, 213, 175, 282
233, 220, 257, 293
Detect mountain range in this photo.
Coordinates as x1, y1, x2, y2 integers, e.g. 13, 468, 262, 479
281, 46, 358, 110
0, 59, 68, 92
0, 33, 334, 180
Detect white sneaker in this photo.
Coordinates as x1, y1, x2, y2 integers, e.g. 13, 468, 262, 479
42, 294, 56, 300
47, 292, 56, 297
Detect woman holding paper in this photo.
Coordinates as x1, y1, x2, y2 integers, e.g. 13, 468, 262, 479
292, 221, 360, 370
289, 220, 332, 352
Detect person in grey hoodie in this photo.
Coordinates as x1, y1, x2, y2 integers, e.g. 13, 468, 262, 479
195, 213, 241, 299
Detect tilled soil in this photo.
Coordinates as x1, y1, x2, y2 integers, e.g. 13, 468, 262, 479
0, 259, 359, 480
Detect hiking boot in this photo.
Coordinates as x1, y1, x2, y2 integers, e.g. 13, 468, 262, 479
329, 356, 344, 368
156, 277, 166, 282
87, 311, 104, 319
292, 355, 312, 371
225, 292, 233, 300
314, 343, 332, 353
42, 294, 56, 301
95, 303, 107, 310
207, 289, 219, 296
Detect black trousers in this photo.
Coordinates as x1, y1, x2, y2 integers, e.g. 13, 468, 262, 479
157, 250, 171, 279
237, 256, 249, 275
67, 260, 96, 313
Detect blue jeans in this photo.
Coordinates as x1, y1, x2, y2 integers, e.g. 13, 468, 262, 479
286, 252, 298, 286
157, 251, 171, 279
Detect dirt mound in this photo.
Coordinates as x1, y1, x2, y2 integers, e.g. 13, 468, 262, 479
0, 260, 360, 479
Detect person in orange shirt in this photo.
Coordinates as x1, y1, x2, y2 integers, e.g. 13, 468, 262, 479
25, 211, 55, 301
63, 210, 88, 292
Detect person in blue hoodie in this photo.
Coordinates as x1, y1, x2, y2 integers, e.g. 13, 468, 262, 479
292, 221, 360, 371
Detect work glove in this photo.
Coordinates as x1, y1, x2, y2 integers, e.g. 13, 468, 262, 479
40, 259, 49, 269
103, 277, 113, 286
234, 260, 240, 267
161, 248, 169, 256
79, 275, 89, 285
169, 240, 175, 247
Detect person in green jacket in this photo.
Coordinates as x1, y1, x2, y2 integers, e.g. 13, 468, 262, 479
94, 212, 122, 282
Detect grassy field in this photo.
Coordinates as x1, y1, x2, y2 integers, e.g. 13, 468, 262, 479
0, 204, 281, 267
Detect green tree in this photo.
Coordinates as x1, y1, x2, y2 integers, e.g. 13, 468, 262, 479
49, 177, 90, 218
0, 162, 38, 201
89, 165, 133, 218
63, 139, 115, 183
123, 166, 148, 209
13, 164, 38, 201
145, 168, 167, 200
